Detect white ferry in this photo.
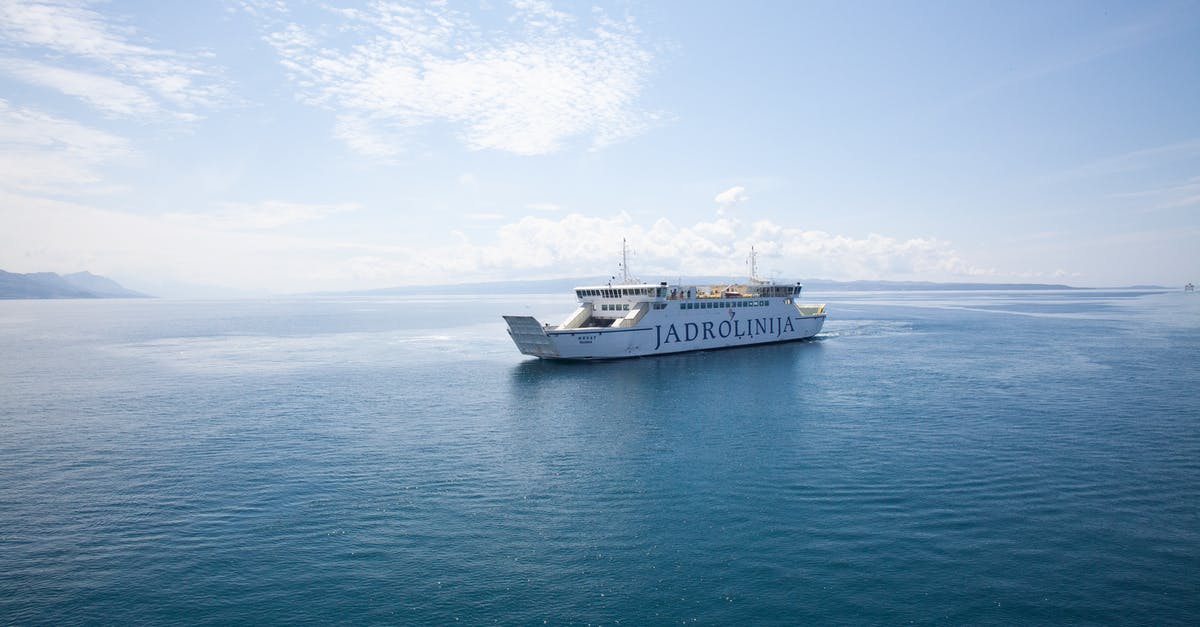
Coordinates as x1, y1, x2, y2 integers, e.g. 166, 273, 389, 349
504, 245, 826, 360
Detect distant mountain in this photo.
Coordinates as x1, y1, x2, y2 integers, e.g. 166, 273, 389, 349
0, 270, 149, 299
800, 279, 1079, 291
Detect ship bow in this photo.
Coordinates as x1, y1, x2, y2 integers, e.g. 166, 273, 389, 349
503, 316, 561, 358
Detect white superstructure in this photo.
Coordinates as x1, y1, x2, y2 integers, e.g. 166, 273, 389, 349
504, 246, 826, 360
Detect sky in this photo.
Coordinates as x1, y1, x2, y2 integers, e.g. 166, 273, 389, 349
1, 0, 1198, 295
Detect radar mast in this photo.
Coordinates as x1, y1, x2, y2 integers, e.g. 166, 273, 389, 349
618, 238, 639, 285
748, 245, 765, 284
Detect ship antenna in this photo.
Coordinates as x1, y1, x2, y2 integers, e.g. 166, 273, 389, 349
748, 245, 764, 284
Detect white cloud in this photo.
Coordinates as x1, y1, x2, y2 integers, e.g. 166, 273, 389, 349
261, 1, 658, 157
1, 193, 998, 294
715, 185, 750, 217
715, 185, 749, 206
0, 0, 228, 118
430, 213, 987, 282
0, 98, 132, 193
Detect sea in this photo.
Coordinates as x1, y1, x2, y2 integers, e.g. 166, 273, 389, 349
1, 289, 1197, 625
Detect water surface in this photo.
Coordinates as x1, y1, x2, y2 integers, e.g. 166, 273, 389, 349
2, 290, 1197, 624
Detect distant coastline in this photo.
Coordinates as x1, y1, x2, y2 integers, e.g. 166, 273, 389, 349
0, 271, 1171, 300
313, 277, 1168, 297
0, 270, 149, 299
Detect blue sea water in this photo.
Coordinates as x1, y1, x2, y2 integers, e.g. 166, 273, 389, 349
1, 290, 1198, 624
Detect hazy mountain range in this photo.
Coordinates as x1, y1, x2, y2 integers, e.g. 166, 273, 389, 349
1, 270, 1167, 300
0, 271, 148, 299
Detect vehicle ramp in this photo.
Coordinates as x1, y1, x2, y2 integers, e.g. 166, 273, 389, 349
503, 316, 560, 358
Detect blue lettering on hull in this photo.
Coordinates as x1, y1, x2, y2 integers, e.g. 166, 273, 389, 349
654, 316, 806, 350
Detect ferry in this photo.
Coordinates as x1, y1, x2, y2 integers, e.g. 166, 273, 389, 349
504, 244, 826, 360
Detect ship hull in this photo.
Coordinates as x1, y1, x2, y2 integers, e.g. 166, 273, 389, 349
505, 304, 825, 360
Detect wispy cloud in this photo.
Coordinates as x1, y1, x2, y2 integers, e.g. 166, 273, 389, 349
1112, 175, 1200, 212
0, 58, 159, 116
0, 191, 386, 292
165, 200, 360, 231
945, 4, 1183, 111
0, 0, 228, 119
0, 98, 132, 193
1047, 138, 1200, 182
259, 1, 659, 157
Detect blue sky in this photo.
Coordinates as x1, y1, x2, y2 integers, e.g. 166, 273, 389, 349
1, 0, 1197, 294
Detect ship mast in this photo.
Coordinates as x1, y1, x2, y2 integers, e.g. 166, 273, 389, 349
748, 245, 764, 284
618, 238, 638, 284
